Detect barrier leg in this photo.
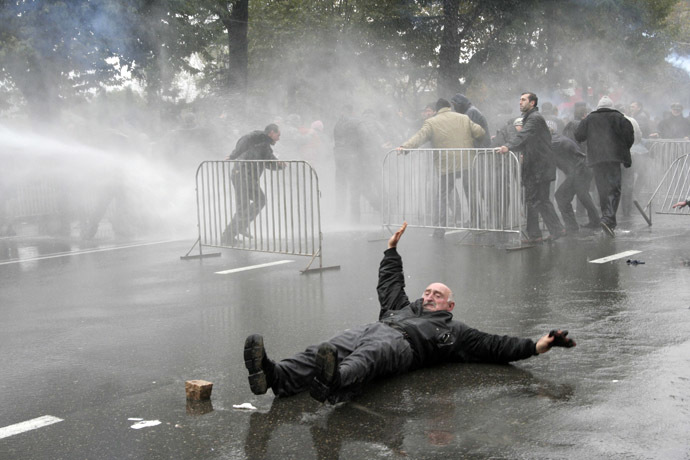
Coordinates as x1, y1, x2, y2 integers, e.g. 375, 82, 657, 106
634, 200, 652, 226
300, 249, 341, 274
181, 237, 222, 261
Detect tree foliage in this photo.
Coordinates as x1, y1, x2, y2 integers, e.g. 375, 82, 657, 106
0, 0, 687, 121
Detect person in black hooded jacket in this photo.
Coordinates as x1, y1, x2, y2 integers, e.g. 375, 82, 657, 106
243, 223, 576, 404
574, 96, 634, 237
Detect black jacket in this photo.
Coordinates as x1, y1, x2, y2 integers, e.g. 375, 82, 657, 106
551, 134, 586, 175
506, 108, 556, 184
574, 108, 634, 167
228, 130, 280, 177
656, 115, 690, 139
452, 94, 491, 148
376, 248, 537, 369
491, 119, 520, 148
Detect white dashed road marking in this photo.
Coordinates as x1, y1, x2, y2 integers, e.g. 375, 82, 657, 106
589, 250, 642, 264
215, 260, 294, 274
0, 240, 180, 266
0, 415, 63, 440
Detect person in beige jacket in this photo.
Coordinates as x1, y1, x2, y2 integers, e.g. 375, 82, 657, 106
398, 98, 485, 237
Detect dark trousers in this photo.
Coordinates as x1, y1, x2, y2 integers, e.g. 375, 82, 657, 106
524, 180, 564, 239
592, 162, 622, 229
433, 171, 462, 227
555, 166, 599, 231
272, 322, 413, 400
229, 170, 265, 234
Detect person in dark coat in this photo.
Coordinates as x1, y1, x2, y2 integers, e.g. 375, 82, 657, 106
563, 102, 588, 152
333, 105, 382, 224
497, 92, 565, 243
222, 124, 284, 242
574, 96, 634, 237
492, 117, 523, 148
547, 122, 600, 232
652, 102, 690, 139
451, 93, 491, 148
243, 223, 576, 404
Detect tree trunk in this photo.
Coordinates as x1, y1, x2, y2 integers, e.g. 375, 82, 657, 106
438, 0, 461, 98
223, 0, 249, 110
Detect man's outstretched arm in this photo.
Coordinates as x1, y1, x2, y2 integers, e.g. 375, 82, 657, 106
377, 223, 410, 319
449, 327, 576, 363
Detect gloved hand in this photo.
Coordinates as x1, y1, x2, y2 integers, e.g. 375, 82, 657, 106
548, 330, 576, 348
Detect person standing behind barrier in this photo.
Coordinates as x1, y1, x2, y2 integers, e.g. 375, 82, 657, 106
574, 96, 634, 238
629, 101, 652, 138
492, 117, 522, 147
541, 102, 565, 135
450, 94, 490, 148
547, 121, 600, 233
651, 103, 690, 139
222, 124, 284, 243
490, 117, 523, 226
398, 98, 485, 238
497, 92, 565, 244
450, 94, 491, 226
421, 102, 437, 122
333, 105, 382, 225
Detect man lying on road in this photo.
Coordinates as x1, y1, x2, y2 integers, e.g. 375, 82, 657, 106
244, 222, 576, 404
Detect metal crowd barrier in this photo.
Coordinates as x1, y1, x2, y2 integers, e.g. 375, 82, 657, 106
638, 139, 690, 196
4, 180, 61, 221
636, 153, 690, 224
382, 148, 523, 238
1, 173, 115, 237
182, 160, 339, 273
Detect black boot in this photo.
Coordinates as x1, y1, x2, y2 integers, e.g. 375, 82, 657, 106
310, 342, 340, 403
244, 334, 275, 395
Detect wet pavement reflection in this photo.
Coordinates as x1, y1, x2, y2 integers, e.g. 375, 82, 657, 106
1, 217, 689, 459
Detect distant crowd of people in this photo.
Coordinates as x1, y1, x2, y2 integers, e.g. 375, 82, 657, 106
5, 91, 685, 241
224, 92, 690, 243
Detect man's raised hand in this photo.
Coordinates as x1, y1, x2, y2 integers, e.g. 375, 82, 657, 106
388, 222, 408, 249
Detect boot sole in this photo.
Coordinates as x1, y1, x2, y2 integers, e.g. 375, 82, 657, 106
244, 334, 268, 395
310, 342, 337, 402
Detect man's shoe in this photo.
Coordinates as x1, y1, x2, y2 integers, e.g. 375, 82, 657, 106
244, 334, 275, 395
237, 227, 253, 239
600, 221, 615, 238
310, 342, 340, 403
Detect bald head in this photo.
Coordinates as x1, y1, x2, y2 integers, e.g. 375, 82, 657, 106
422, 282, 455, 312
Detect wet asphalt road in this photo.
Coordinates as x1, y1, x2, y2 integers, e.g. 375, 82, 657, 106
1, 216, 689, 459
